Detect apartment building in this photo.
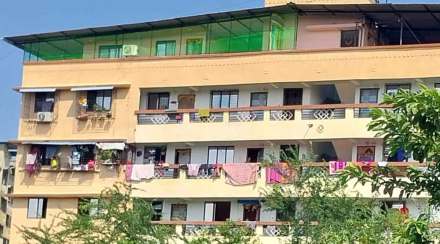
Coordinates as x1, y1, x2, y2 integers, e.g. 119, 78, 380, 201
0, 143, 16, 244
4, 0, 440, 242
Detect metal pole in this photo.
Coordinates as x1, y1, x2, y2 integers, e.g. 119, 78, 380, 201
399, 17, 403, 45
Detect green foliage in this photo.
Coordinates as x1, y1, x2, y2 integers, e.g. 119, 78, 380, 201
20, 183, 176, 244
393, 215, 431, 244
264, 146, 436, 243
343, 85, 440, 207
368, 84, 440, 163
98, 150, 117, 161
183, 221, 257, 244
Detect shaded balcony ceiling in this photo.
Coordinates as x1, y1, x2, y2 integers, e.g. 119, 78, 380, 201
5, 3, 440, 48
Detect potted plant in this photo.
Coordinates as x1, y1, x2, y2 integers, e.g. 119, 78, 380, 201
98, 150, 115, 165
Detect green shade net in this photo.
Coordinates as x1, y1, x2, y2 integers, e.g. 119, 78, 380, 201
21, 13, 297, 62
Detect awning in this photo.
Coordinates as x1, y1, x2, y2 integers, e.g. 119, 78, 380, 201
96, 142, 125, 150
21, 141, 96, 146
238, 200, 260, 205
19, 88, 56, 93
71, 86, 114, 91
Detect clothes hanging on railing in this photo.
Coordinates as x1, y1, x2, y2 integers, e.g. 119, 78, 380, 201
222, 163, 258, 186
25, 153, 38, 175
266, 163, 295, 184
129, 164, 155, 181
329, 161, 348, 175
187, 164, 201, 177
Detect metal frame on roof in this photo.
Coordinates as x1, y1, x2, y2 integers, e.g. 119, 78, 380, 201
4, 3, 440, 48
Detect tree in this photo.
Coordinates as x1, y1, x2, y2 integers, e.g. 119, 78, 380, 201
183, 221, 257, 244
341, 84, 440, 207
263, 147, 432, 243
20, 183, 256, 244
20, 183, 176, 244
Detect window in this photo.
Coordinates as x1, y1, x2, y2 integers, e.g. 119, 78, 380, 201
340, 30, 359, 47
27, 198, 47, 219
357, 146, 375, 162
2, 170, 8, 186
435, 83, 440, 90
186, 39, 203, 55
147, 93, 170, 110
385, 84, 411, 96
156, 41, 176, 56
360, 88, 379, 103
3, 238, 9, 244
5, 215, 10, 228
208, 146, 234, 164
204, 202, 231, 221
359, 88, 379, 117
1, 198, 7, 213
152, 201, 163, 221
0, 225, 3, 236
86, 90, 112, 112
144, 146, 167, 164
98, 45, 122, 58
247, 148, 264, 163
171, 204, 187, 221
243, 203, 260, 221
211, 90, 239, 109
30, 145, 58, 166
283, 88, 303, 105
250, 92, 268, 107
34, 92, 55, 113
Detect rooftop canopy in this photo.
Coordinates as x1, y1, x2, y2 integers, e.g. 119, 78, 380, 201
4, 3, 440, 62
5, 3, 440, 47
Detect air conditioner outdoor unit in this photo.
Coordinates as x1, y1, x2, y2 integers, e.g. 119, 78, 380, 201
122, 45, 139, 56
36, 112, 53, 122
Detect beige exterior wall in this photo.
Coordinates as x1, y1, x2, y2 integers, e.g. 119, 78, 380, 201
19, 88, 131, 142
10, 198, 78, 243
21, 44, 440, 91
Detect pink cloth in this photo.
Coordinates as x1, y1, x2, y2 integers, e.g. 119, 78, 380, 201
125, 164, 133, 181
187, 164, 201, 177
266, 163, 295, 184
266, 168, 282, 183
329, 161, 347, 175
222, 163, 258, 186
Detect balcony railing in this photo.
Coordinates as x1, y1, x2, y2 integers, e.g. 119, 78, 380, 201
126, 161, 424, 182
151, 220, 291, 237
136, 103, 391, 125
138, 113, 184, 125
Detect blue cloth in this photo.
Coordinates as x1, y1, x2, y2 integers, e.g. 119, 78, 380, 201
45, 146, 58, 159
395, 148, 406, 162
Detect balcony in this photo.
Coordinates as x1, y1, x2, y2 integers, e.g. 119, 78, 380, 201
151, 220, 290, 243
135, 103, 389, 143
128, 162, 425, 199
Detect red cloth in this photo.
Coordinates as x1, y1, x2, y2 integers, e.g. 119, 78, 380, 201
222, 163, 259, 186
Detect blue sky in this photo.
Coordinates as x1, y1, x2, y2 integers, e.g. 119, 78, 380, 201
0, 0, 436, 141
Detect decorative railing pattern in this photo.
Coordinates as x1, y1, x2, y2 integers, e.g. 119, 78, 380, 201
136, 103, 391, 124
189, 112, 223, 123
301, 108, 345, 120
152, 220, 290, 237
270, 110, 295, 121
138, 113, 183, 125
229, 111, 264, 122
